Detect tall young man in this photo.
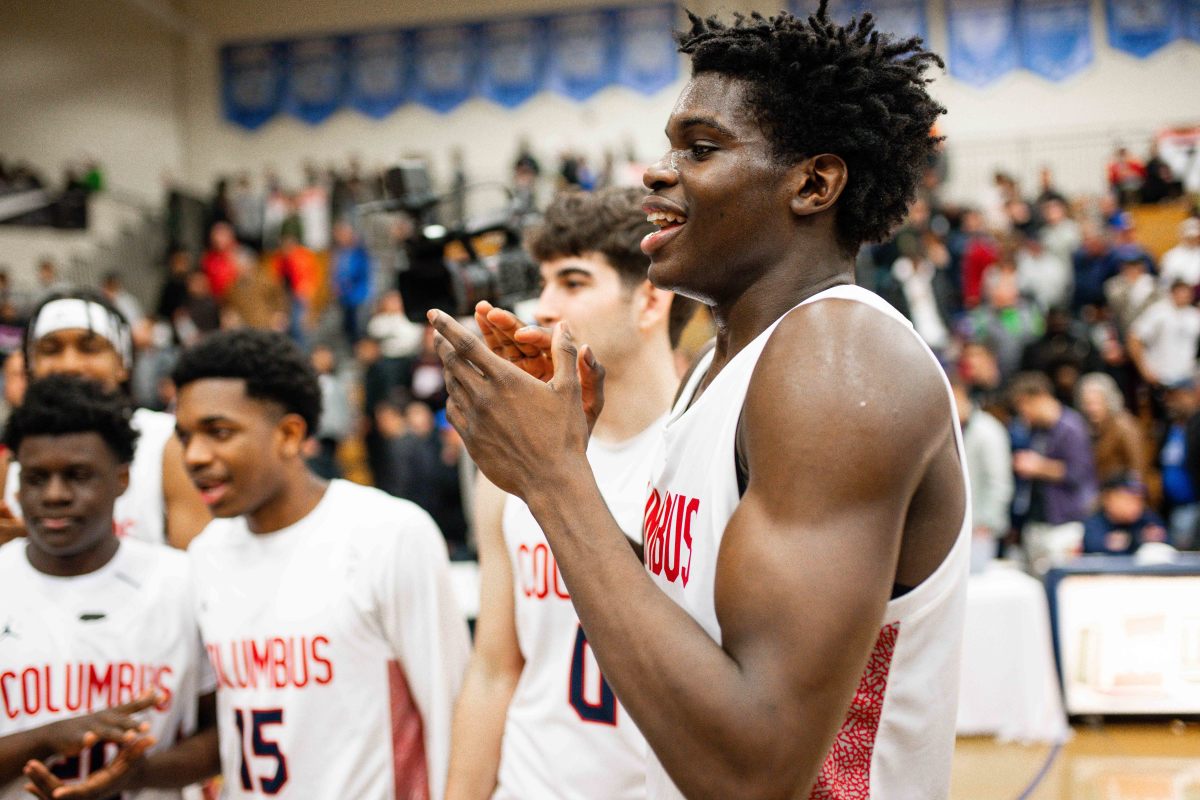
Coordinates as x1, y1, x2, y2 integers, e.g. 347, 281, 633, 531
173, 329, 470, 799
0, 375, 217, 800
429, 6, 969, 798
1, 289, 210, 549
447, 188, 693, 799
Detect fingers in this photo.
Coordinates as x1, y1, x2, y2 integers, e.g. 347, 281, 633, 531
578, 344, 607, 430
549, 323, 581, 394
485, 307, 544, 358
427, 310, 505, 380
23, 760, 62, 799
113, 692, 160, 716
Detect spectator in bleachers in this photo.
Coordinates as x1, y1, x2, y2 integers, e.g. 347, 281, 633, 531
308, 344, 352, 480
200, 221, 247, 303
1104, 252, 1160, 340
967, 260, 1044, 380
1159, 378, 1200, 549
955, 208, 999, 309
1082, 474, 1168, 555
1010, 371, 1098, 572
271, 232, 320, 348
1160, 217, 1200, 291
1077, 371, 1148, 484
1128, 279, 1200, 390
953, 378, 1014, 568
1017, 234, 1071, 312
101, 271, 144, 328
367, 289, 424, 362
960, 339, 1009, 421
1035, 166, 1068, 206
887, 234, 956, 358
33, 259, 68, 306
1108, 146, 1146, 207
333, 220, 372, 343
1140, 142, 1180, 204
156, 249, 192, 336
1020, 306, 1100, 405
1038, 198, 1081, 275
1072, 221, 1114, 314
230, 171, 264, 251
297, 163, 331, 251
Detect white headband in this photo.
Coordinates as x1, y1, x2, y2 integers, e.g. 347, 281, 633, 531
31, 299, 133, 368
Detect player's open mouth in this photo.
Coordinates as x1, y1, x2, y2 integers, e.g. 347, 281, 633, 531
641, 203, 688, 256
194, 479, 230, 506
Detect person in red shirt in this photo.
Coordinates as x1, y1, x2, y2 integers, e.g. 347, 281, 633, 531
199, 222, 245, 303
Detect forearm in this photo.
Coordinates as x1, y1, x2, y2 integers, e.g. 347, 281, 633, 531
132, 728, 220, 789
524, 472, 796, 799
0, 728, 55, 783
445, 660, 519, 800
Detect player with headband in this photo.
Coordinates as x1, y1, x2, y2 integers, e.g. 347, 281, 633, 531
1, 289, 209, 549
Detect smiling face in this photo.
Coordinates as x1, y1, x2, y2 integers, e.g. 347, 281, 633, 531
175, 378, 294, 519
17, 432, 128, 566
534, 253, 642, 368
641, 74, 800, 305
29, 328, 127, 391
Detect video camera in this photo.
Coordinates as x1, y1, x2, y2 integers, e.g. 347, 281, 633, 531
372, 160, 541, 323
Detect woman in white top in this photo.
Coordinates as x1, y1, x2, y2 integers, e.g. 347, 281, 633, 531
0, 288, 209, 549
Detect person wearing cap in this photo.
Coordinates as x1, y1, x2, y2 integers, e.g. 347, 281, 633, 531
1128, 279, 1200, 390
0, 288, 210, 550
1160, 217, 1200, 292
1082, 473, 1168, 555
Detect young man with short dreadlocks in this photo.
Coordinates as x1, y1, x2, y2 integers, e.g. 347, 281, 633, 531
429, 4, 969, 797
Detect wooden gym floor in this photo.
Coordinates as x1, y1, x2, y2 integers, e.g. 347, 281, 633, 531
951, 722, 1200, 799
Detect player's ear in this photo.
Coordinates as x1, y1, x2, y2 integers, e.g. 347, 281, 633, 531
788, 153, 848, 218
635, 279, 673, 335
276, 413, 309, 459
116, 463, 130, 496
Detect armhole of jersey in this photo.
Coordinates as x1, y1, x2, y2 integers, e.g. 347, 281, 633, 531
674, 338, 717, 410
734, 407, 749, 498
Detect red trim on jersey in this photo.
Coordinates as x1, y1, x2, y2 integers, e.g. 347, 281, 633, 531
388, 659, 430, 800
809, 621, 901, 800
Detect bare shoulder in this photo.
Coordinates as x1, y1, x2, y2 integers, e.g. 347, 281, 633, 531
744, 298, 951, 484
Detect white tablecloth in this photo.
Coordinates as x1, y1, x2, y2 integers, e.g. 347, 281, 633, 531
956, 562, 1071, 743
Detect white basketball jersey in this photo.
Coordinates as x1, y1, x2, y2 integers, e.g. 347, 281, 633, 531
7, 408, 174, 545
0, 538, 214, 800
494, 420, 664, 800
642, 285, 970, 800
187, 480, 470, 800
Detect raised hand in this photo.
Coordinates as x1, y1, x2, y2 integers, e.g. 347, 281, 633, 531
429, 310, 593, 499
0, 501, 25, 548
471, 301, 605, 432
23, 735, 156, 800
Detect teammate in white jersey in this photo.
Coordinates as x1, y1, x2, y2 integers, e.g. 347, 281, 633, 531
0, 375, 218, 800
429, 4, 968, 797
447, 188, 695, 799
173, 329, 470, 799
0, 289, 210, 549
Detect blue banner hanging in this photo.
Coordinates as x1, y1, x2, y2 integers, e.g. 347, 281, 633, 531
1018, 0, 1093, 80
412, 25, 478, 113
860, 0, 929, 42
1105, 0, 1180, 57
546, 10, 619, 101
347, 31, 411, 119
478, 18, 547, 108
615, 5, 679, 95
284, 37, 347, 125
947, 0, 1020, 87
221, 43, 287, 131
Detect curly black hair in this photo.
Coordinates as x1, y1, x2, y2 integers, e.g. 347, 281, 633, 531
4, 374, 138, 464
526, 187, 698, 347
172, 329, 322, 436
676, 1, 945, 251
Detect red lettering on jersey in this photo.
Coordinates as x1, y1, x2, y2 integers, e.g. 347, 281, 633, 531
643, 489, 699, 587
21, 668, 39, 715
112, 519, 134, 538
42, 666, 60, 713
249, 639, 271, 686
116, 662, 135, 704
0, 671, 16, 719
515, 542, 571, 601
312, 635, 333, 685
272, 637, 290, 688
154, 666, 173, 711
88, 664, 114, 709
64, 664, 84, 712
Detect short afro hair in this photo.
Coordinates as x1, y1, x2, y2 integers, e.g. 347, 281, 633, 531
526, 187, 698, 347
677, 2, 945, 251
5, 374, 138, 464
172, 329, 322, 436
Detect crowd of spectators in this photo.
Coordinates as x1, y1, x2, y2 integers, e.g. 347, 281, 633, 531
3, 138, 1199, 569
867, 144, 1200, 574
